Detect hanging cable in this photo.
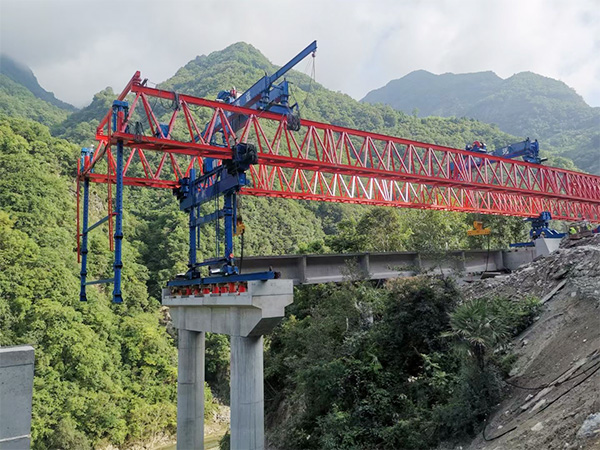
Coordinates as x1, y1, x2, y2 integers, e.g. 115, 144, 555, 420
485, 232, 491, 272
297, 51, 317, 117
237, 195, 245, 274
482, 356, 600, 441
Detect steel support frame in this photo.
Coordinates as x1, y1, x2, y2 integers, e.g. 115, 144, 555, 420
112, 140, 124, 303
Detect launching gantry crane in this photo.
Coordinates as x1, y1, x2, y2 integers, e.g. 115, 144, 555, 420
76, 40, 600, 303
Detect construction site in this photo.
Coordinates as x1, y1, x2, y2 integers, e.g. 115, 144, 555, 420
0, 6, 599, 449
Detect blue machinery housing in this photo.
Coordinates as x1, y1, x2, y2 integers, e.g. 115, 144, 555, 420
450, 138, 546, 177
510, 211, 565, 248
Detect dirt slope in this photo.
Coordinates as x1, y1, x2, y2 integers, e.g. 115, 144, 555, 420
461, 235, 600, 450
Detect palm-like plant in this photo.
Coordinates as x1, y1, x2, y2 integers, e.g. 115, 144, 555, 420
444, 298, 511, 369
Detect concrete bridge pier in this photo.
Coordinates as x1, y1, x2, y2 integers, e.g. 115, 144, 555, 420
164, 279, 293, 450
177, 329, 205, 450
230, 336, 264, 449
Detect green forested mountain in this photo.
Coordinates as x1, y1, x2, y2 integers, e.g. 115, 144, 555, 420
0, 117, 185, 449
362, 70, 600, 174
0, 74, 69, 128
0, 42, 587, 449
0, 54, 76, 111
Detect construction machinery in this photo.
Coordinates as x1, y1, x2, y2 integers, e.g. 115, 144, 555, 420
452, 138, 546, 179
76, 41, 600, 303
78, 41, 317, 300
491, 138, 546, 164
510, 211, 565, 248
465, 138, 545, 164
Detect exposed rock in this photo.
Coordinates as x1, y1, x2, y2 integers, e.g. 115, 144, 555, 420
577, 413, 600, 438
531, 421, 544, 431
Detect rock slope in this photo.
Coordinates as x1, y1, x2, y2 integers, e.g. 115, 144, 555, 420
464, 235, 600, 450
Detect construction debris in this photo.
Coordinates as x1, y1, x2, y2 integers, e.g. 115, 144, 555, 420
463, 234, 600, 303
577, 413, 600, 439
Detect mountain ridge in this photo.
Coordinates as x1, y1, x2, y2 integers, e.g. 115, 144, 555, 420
0, 54, 76, 111
362, 69, 600, 174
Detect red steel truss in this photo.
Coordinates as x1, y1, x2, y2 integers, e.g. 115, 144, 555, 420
82, 72, 600, 222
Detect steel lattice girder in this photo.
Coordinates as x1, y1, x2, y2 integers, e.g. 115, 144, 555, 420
82, 72, 600, 222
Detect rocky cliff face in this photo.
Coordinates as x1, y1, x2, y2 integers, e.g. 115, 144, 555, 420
461, 235, 600, 450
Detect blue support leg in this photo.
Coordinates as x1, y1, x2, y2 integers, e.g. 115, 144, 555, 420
188, 169, 197, 276
79, 178, 90, 301
112, 140, 124, 303
224, 192, 234, 268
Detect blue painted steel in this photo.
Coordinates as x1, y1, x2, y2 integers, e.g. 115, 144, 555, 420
167, 42, 317, 290
452, 138, 546, 177
509, 211, 565, 247
195, 257, 229, 267
195, 210, 224, 226
218, 191, 237, 276
80, 147, 94, 172
207, 40, 317, 137
232, 40, 316, 112
85, 278, 116, 286
167, 271, 277, 287
86, 214, 111, 233
155, 123, 170, 138
525, 211, 565, 240
188, 168, 197, 273
111, 100, 129, 132
112, 139, 124, 303
179, 172, 245, 210
79, 147, 118, 301
462, 138, 545, 164
79, 177, 90, 301
509, 242, 535, 248
172, 142, 273, 285
492, 138, 546, 164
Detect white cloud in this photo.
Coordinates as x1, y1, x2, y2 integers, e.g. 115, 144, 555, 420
1, 0, 598, 107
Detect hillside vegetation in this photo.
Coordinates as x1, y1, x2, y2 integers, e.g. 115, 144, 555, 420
263, 277, 540, 449
362, 70, 600, 174
0, 42, 593, 448
0, 74, 69, 128
0, 54, 76, 111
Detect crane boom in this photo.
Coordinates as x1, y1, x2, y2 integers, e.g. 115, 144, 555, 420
233, 40, 316, 112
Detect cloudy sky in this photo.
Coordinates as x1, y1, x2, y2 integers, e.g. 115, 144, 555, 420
1, 0, 599, 108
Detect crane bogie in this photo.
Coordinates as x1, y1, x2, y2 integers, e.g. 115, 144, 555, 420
451, 138, 546, 179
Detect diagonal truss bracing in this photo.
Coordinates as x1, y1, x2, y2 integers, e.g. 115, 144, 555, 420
82, 72, 600, 222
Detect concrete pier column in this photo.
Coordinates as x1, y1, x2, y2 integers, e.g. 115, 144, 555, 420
230, 336, 264, 450
177, 330, 205, 450
0, 346, 34, 450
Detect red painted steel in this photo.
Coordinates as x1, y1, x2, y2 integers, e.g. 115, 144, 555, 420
80, 73, 600, 222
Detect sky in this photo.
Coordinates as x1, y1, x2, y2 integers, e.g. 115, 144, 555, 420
1, 0, 599, 108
